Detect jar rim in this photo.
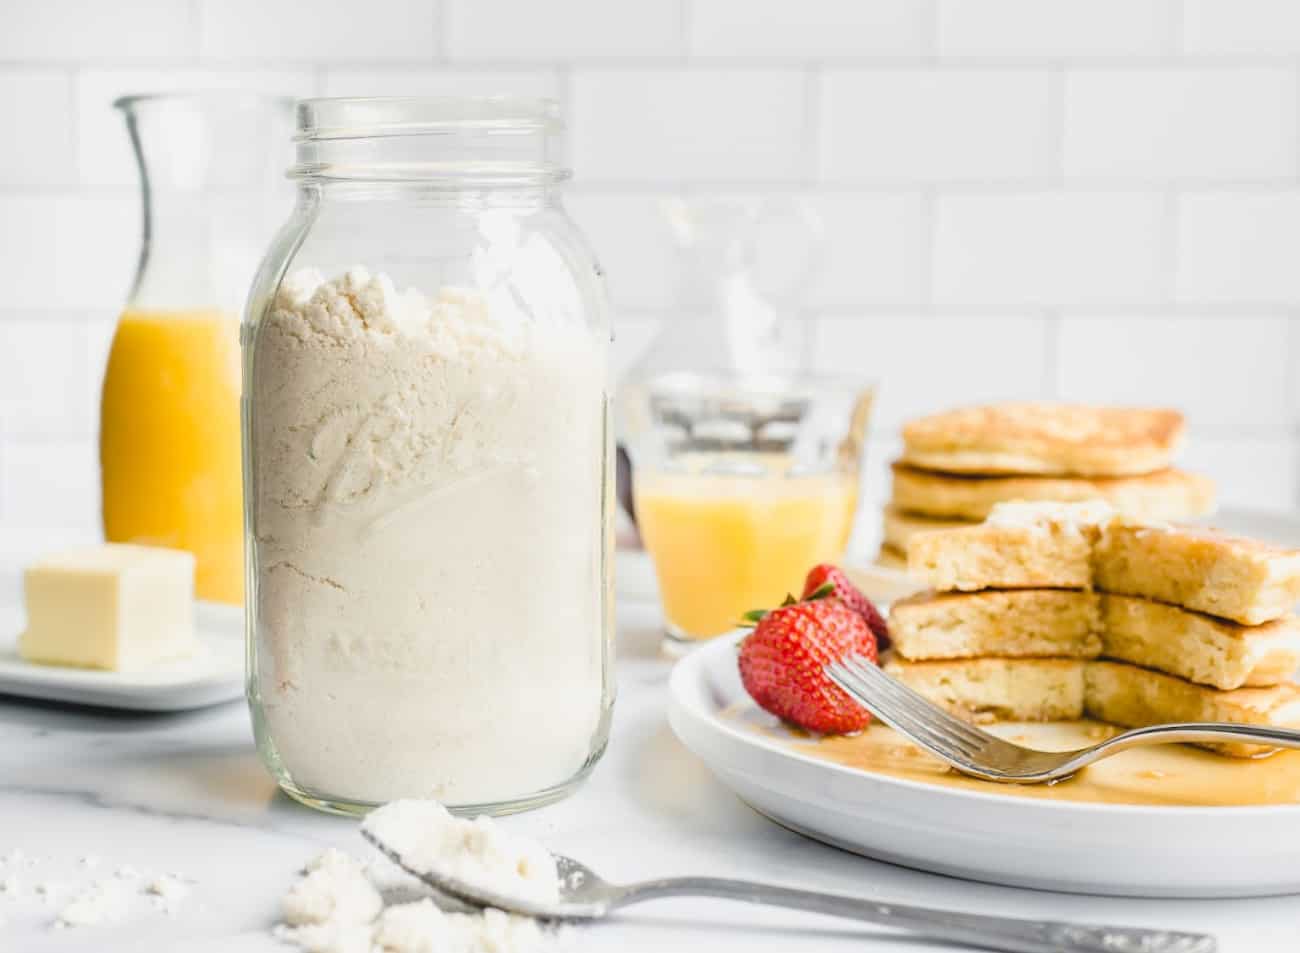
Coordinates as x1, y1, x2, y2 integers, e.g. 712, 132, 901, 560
294, 96, 562, 141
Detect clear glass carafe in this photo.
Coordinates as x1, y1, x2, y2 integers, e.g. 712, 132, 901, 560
101, 94, 291, 605
243, 98, 614, 815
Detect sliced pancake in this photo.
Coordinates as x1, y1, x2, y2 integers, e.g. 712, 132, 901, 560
889, 589, 1103, 662
881, 505, 975, 552
900, 402, 1185, 477
1101, 595, 1300, 691
889, 462, 1215, 522
1094, 518, 1300, 625
906, 501, 1106, 592
882, 657, 1087, 722
875, 544, 908, 571
1085, 660, 1300, 757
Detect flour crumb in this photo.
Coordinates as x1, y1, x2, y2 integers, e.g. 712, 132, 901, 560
58, 877, 135, 927
362, 800, 559, 906
0, 874, 20, 894
147, 874, 191, 912
79, 855, 101, 870
283, 849, 383, 929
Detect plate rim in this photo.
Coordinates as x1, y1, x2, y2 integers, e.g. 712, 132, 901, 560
0, 599, 244, 711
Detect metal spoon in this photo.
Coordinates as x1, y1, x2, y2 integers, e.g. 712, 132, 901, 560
361, 829, 1215, 953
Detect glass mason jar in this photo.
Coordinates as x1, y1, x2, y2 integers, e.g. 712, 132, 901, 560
242, 98, 614, 816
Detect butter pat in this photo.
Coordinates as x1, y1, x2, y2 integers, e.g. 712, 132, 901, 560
20, 544, 197, 671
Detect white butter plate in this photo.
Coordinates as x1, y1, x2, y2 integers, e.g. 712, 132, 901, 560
0, 601, 244, 712
668, 632, 1300, 898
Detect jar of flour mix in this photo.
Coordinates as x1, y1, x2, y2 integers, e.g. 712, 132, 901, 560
242, 98, 614, 815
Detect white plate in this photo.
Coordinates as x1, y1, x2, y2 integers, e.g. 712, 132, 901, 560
668, 633, 1300, 898
0, 601, 244, 712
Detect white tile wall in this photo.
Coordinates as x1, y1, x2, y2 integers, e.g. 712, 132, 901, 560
1056, 315, 1290, 432
444, 0, 683, 60
812, 314, 1051, 432
2, 0, 1300, 527
689, 0, 933, 59
939, 0, 1178, 59
820, 69, 1058, 183
571, 69, 807, 182
1175, 191, 1300, 304
1063, 68, 1296, 180
1182, 0, 1300, 56
197, 0, 438, 61
932, 192, 1166, 305
0, 71, 75, 185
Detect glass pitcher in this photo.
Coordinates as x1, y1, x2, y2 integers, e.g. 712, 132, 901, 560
100, 93, 291, 605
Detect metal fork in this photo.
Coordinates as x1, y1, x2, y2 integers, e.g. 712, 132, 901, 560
826, 653, 1300, 783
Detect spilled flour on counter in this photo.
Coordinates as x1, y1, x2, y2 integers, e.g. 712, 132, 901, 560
274, 801, 564, 953
56, 866, 194, 927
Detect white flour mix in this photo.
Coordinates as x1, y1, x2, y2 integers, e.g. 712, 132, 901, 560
249, 266, 608, 806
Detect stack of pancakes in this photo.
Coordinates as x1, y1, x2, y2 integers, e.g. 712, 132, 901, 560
886, 501, 1300, 756
877, 403, 1216, 570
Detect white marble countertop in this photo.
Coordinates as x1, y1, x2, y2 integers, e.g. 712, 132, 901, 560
0, 550, 1297, 952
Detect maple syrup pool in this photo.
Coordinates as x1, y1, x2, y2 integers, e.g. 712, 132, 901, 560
721, 701, 1300, 808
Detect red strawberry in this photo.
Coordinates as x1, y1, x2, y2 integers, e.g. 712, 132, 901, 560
802, 563, 891, 650
738, 599, 877, 735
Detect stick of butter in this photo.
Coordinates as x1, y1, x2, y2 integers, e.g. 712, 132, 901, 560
20, 544, 197, 672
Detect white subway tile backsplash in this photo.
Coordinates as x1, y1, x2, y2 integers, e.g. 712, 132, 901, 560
564, 193, 681, 310
1175, 191, 1300, 304
0, 440, 99, 529
689, 0, 932, 59
1184, 0, 1300, 56
1180, 437, 1296, 510
571, 69, 806, 182
1, 0, 1300, 528
804, 193, 929, 307
445, 0, 682, 60
199, 0, 436, 61
1, 0, 195, 62
1057, 315, 1289, 432
820, 69, 1057, 183
0, 71, 75, 185
1064, 69, 1296, 180
939, 0, 1176, 58
812, 314, 1049, 432
0, 195, 137, 311
933, 192, 1165, 305
0, 320, 97, 438
74, 68, 312, 187
321, 68, 560, 99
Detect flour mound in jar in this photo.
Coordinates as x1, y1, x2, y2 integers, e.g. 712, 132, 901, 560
249, 266, 608, 805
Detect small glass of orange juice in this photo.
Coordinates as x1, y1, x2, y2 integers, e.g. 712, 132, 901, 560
621, 372, 874, 648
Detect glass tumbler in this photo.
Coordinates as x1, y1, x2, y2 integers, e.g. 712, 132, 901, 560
242, 98, 614, 815
621, 371, 874, 648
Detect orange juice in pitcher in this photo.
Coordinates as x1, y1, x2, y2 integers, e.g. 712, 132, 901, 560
100, 93, 291, 603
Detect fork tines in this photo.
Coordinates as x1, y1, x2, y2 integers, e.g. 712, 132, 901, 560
827, 653, 994, 764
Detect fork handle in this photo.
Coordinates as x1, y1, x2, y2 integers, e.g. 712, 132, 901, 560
613, 877, 1215, 953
